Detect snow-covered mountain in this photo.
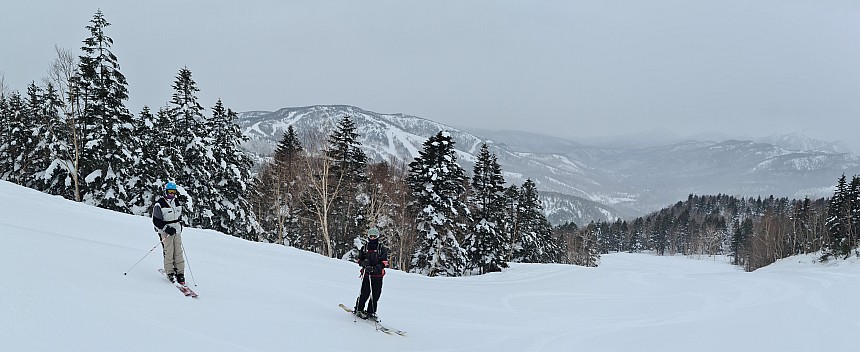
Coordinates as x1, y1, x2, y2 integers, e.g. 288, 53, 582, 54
238, 105, 628, 223
237, 105, 859, 221
455, 129, 860, 213
3, 180, 859, 352
240, 105, 474, 163
540, 191, 624, 225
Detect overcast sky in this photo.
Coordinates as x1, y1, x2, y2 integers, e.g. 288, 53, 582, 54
3, 1, 860, 150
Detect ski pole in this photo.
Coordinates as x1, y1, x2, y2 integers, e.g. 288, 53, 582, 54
180, 240, 196, 286
124, 239, 162, 275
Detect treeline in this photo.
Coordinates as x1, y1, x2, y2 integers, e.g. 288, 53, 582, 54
0, 10, 591, 277
572, 175, 860, 271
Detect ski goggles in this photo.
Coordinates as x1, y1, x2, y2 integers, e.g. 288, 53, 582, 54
166, 190, 178, 195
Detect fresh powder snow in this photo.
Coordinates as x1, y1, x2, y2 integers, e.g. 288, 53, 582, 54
1, 180, 857, 351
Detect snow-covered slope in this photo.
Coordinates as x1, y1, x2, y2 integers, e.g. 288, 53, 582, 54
3, 180, 858, 352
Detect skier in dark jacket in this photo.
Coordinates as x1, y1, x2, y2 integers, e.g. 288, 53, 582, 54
354, 227, 389, 320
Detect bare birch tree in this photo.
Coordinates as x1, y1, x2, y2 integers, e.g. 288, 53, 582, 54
44, 46, 84, 201
300, 130, 347, 258
0, 71, 8, 96
365, 158, 416, 270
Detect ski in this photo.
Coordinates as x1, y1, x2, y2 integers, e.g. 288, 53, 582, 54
338, 304, 406, 336
158, 269, 198, 298
180, 285, 198, 298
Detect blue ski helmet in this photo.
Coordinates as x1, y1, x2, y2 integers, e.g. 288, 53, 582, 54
165, 182, 178, 193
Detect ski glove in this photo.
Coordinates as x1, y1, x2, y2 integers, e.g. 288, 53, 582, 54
165, 226, 177, 236
375, 264, 384, 273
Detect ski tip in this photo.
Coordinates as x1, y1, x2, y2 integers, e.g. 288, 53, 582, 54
338, 303, 356, 314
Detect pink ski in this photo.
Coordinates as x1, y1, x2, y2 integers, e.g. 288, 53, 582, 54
158, 269, 198, 298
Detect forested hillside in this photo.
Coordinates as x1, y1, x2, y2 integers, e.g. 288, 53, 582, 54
567, 174, 860, 271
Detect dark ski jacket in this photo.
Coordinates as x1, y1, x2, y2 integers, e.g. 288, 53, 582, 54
357, 239, 389, 278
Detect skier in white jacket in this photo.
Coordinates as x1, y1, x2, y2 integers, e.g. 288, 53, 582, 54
152, 181, 186, 284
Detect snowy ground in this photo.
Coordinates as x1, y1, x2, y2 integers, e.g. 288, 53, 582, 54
1, 180, 858, 352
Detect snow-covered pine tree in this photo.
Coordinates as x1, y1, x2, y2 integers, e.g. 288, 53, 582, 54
326, 115, 369, 258
276, 126, 305, 246
253, 126, 305, 244
152, 106, 184, 185
207, 100, 260, 240
0, 93, 9, 179
465, 143, 509, 274
43, 84, 66, 192
15, 82, 45, 189
1, 91, 27, 184
0, 92, 24, 182
608, 219, 627, 253
502, 184, 521, 262
76, 10, 136, 213
791, 198, 813, 254
126, 106, 164, 215
166, 67, 213, 227
626, 217, 645, 252
731, 218, 753, 266
406, 131, 469, 277
28, 82, 67, 196
514, 179, 564, 263
823, 174, 852, 260
849, 176, 860, 255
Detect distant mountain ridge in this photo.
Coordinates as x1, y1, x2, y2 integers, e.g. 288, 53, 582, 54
567, 130, 853, 154
756, 133, 852, 154
237, 105, 859, 225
